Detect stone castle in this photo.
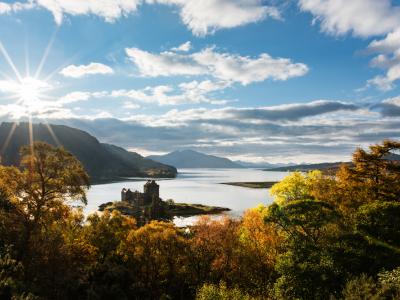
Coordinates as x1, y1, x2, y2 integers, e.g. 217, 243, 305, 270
121, 180, 164, 225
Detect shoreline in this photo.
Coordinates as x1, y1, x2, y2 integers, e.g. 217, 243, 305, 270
220, 181, 278, 189
99, 200, 231, 218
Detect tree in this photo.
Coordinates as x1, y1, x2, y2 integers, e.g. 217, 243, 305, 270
265, 200, 343, 299
265, 200, 340, 244
118, 221, 190, 299
188, 217, 241, 289
0, 142, 89, 228
196, 282, 254, 300
336, 140, 400, 209
342, 268, 400, 300
0, 142, 91, 299
270, 170, 327, 205
237, 206, 283, 295
356, 201, 400, 250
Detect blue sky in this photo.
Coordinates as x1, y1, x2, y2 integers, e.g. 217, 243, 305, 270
0, 0, 400, 163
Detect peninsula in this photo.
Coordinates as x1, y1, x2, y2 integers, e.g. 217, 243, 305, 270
220, 181, 278, 189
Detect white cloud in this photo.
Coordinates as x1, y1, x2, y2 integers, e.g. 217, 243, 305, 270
367, 76, 395, 92
7, 0, 278, 36
171, 41, 192, 52
111, 80, 231, 106
382, 96, 400, 106
58, 91, 108, 104
59, 91, 92, 104
193, 47, 309, 85
0, 2, 11, 14
126, 48, 206, 77
60, 62, 114, 78
368, 30, 400, 54
56, 79, 231, 106
367, 49, 400, 91
34, 0, 141, 25
298, 0, 400, 37
149, 0, 281, 36
0, 1, 35, 14
126, 46, 308, 85
179, 80, 231, 94
299, 0, 400, 91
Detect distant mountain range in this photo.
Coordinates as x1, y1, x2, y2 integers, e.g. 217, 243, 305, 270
266, 154, 400, 172
234, 160, 293, 169
148, 150, 243, 169
0, 122, 177, 183
266, 162, 346, 172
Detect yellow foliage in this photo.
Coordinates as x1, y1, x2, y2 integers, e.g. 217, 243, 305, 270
270, 170, 325, 205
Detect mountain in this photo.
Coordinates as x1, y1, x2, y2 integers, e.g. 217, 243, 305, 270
234, 160, 293, 169
0, 122, 177, 183
266, 162, 346, 172
148, 150, 243, 169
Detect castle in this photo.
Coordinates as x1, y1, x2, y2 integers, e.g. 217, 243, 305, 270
121, 180, 164, 225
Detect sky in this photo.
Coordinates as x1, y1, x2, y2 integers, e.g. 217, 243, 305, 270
0, 0, 400, 164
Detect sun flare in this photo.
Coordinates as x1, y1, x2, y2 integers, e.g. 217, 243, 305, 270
16, 77, 51, 109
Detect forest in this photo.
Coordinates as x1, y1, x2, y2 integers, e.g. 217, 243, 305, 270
0, 140, 399, 299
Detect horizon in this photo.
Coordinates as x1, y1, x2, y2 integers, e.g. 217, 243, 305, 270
0, 1, 399, 164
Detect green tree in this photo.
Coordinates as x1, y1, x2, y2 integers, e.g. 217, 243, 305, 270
265, 200, 343, 299
196, 282, 254, 300
342, 268, 400, 300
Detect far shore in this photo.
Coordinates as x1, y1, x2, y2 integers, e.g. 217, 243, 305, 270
220, 181, 278, 189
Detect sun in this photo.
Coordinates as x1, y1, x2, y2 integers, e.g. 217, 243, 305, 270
18, 77, 43, 101
16, 77, 51, 109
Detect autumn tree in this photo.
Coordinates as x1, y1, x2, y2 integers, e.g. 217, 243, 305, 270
0, 142, 91, 299
269, 170, 330, 205
118, 221, 190, 299
238, 206, 283, 295
0, 142, 89, 229
336, 140, 400, 211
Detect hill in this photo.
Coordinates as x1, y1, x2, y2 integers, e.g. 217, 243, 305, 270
266, 154, 400, 172
0, 122, 177, 183
234, 160, 293, 169
266, 162, 346, 172
148, 150, 243, 169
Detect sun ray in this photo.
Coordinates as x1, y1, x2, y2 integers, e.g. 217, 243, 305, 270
44, 122, 61, 147
0, 41, 23, 82
28, 115, 35, 158
34, 28, 58, 80
25, 39, 30, 78
0, 70, 14, 81
0, 122, 17, 156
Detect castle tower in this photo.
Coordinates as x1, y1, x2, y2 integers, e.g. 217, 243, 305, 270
121, 188, 127, 201
144, 180, 159, 204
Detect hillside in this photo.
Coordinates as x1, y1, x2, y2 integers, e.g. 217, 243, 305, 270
0, 122, 177, 183
148, 150, 243, 169
266, 162, 346, 172
267, 153, 400, 172
234, 160, 293, 169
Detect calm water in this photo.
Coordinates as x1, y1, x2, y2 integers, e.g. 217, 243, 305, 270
85, 168, 288, 225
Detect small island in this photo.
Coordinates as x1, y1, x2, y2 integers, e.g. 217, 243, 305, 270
220, 181, 278, 189
98, 180, 230, 226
